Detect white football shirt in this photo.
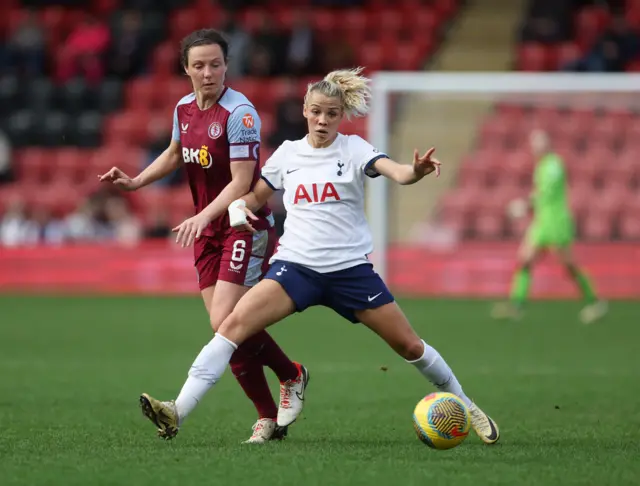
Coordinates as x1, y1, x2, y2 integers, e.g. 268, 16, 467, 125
261, 133, 388, 273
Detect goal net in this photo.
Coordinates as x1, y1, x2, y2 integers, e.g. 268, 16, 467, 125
366, 72, 640, 298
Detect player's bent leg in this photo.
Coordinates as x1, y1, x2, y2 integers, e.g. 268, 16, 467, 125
555, 247, 608, 324
356, 303, 500, 444
492, 238, 542, 320
206, 279, 298, 441
216, 279, 306, 427
217, 279, 296, 347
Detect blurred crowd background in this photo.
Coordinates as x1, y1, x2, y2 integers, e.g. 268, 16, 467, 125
0, 0, 639, 250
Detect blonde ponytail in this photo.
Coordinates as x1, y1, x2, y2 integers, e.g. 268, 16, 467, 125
304, 67, 371, 119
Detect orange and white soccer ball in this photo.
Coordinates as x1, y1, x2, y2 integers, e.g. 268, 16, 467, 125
413, 392, 470, 450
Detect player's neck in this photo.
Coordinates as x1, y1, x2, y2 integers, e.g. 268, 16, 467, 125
307, 133, 338, 149
195, 86, 225, 111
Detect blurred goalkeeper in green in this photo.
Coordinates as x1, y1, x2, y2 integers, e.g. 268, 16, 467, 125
492, 129, 607, 324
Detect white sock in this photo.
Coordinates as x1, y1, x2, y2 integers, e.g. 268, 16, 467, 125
175, 334, 238, 422
407, 339, 472, 407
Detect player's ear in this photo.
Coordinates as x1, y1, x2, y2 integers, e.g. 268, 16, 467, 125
302, 103, 309, 119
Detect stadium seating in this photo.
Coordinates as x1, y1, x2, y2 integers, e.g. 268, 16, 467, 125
1, 0, 456, 228
438, 1, 640, 241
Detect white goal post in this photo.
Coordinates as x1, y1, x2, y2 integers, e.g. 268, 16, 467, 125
366, 72, 640, 280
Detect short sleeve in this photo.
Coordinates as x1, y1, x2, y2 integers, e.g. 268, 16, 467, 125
227, 105, 261, 162
260, 144, 287, 191
348, 135, 389, 178
171, 107, 180, 142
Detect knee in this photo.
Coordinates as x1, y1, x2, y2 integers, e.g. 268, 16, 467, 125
564, 263, 578, 276
397, 338, 425, 362
217, 311, 243, 341
518, 260, 532, 272
209, 313, 223, 333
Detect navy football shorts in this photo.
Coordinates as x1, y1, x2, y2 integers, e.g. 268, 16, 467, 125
264, 260, 395, 323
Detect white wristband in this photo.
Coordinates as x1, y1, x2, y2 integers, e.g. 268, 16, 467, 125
228, 199, 248, 227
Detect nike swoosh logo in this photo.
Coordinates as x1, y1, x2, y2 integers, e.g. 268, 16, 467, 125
368, 292, 383, 302
485, 417, 499, 442
295, 390, 304, 401
286, 168, 300, 174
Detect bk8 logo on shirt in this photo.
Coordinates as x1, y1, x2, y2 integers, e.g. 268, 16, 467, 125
183, 145, 213, 169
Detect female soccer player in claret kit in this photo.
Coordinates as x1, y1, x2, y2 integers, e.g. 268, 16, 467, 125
164, 67, 501, 444
99, 29, 309, 444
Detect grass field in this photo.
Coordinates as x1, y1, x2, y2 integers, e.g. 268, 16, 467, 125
1, 295, 639, 486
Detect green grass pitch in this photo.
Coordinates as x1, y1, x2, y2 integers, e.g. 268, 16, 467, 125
1, 295, 639, 485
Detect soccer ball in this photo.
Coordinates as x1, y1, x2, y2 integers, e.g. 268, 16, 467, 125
412, 392, 470, 449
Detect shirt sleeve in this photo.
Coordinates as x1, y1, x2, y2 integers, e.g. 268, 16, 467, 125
260, 144, 286, 191
171, 106, 180, 142
348, 135, 389, 178
227, 105, 261, 163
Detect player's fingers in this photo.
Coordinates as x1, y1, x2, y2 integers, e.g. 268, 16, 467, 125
435, 163, 441, 178
413, 148, 419, 163
98, 168, 116, 181
245, 208, 259, 221
175, 224, 187, 244
423, 147, 436, 160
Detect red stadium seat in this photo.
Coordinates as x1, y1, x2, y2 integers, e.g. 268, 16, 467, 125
389, 42, 425, 71
15, 148, 51, 184
555, 110, 595, 144
372, 9, 404, 37
125, 77, 157, 111
310, 9, 338, 36
409, 9, 439, 33
341, 117, 367, 138
358, 43, 385, 72
103, 111, 150, 146
581, 207, 613, 241
473, 210, 504, 240
152, 42, 179, 76
478, 116, 515, 150
589, 116, 626, 149
340, 9, 367, 44
619, 209, 640, 240
161, 77, 192, 110
432, 0, 459, 20
516, 43, 550, 71
52, 147, 87, 184
169, 8, 200, 42
90, 145, 142, 177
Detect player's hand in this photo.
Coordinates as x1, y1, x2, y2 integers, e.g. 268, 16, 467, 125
98, 167, 140, 191
172, 213, 211, 248
413, 147, 441, 180
234, 207, 259, 234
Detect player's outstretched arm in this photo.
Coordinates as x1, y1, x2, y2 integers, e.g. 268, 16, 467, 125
228, 179, 275, 234
98, 140, 182, 191
373, 147, 441, 185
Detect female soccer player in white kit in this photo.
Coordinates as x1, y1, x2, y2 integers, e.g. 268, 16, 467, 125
166, 67, 500, 444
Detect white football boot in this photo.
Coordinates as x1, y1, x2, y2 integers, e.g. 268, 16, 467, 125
277, 363, 310, 427
243, 418, 283, 444
580, 300, 608, 324
468, 402, 500, 444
